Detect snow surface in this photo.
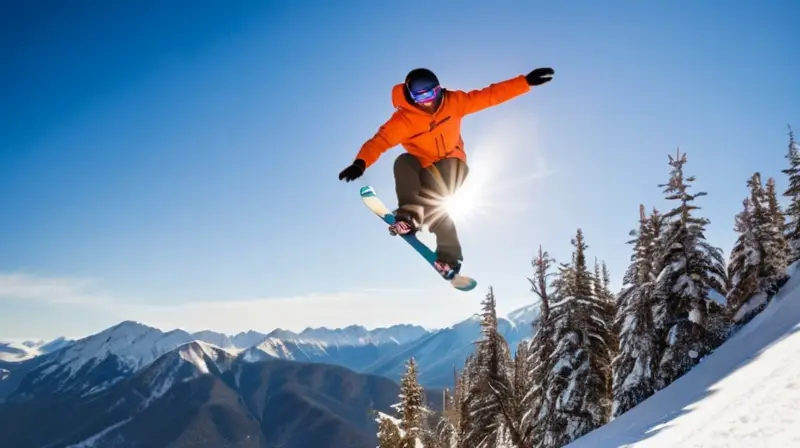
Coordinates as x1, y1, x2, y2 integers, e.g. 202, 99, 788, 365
566, 263, 800, 447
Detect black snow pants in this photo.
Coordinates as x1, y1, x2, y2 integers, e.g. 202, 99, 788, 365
393, 152, 469, 263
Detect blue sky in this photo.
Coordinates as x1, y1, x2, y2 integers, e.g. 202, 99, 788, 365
1, 1, 798, 340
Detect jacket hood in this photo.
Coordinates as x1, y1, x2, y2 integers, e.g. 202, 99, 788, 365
392, 83, 413, 110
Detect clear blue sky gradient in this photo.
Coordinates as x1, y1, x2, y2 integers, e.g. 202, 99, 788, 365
1, 1, 798, 339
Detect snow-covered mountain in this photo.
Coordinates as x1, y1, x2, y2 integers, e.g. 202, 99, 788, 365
566, 264, 800, 447
238, 336, 328, 362
1, 303, 535, 406
280, 323, 430, 346
135, 340, 236, 407
364, 306, 539, 387
0, 342, 408, 448
190, 323, 429, 350
7, 320, 196, 400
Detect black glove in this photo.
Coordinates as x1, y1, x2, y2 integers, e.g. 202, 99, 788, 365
526, 67, 554, 86
339, 159, 366, 182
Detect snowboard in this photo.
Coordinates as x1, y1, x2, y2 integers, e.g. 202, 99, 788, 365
359, 185, 477, 292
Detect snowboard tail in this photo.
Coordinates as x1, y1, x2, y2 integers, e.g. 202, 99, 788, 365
359, 185, 477, 292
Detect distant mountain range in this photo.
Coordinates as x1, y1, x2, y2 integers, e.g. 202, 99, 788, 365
0, 303, 539, 447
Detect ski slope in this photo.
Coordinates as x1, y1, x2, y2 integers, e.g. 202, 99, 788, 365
567, 263, 800, 447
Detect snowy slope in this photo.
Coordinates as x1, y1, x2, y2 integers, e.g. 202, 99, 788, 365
566, 263, 800, 447
136, 340, 236, 407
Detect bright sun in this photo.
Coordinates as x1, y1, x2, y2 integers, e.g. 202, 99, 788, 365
441, 190, 474, 223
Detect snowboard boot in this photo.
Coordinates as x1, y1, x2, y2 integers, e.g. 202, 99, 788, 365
388, 211, 420, 236
434, 258, 461, 280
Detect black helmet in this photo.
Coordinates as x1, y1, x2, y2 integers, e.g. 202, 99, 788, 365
405, 68, 441, 105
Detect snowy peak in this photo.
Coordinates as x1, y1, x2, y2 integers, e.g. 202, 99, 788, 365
192, 323, 430, 349
265, 328, 299, 340
6, 320, 197, 398
136, 340, 235, 406
506, 303, 541, 327
292, 323, 429, 346
46, 320, 194, 377
229, 330, 268, 348
175, 341, 234, 374
366, 324, 430, 345
238, 337, 328, 363
190, 330, 235, 350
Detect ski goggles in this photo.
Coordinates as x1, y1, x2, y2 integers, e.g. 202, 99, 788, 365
408, 85, 441, 104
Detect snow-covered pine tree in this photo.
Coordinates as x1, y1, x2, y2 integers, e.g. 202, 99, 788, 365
540, 229, 614, 447
523, 245, 556, 448
747, 173, 788, 287
594, 259, 619, 361
510, 340, 531, 446
651, 148, 728, 390
435, 368, 462, 448
781, 125, 800, 263
377, 417, 403, 448
727, 173, 790, 326
765, 176, 790, 269
762, 176, 790, 287
462, 287, 519, 448
727, 197, 761, 324
454, 352, 478, 446
611, 204, 664, 417
377, 357, 435, 448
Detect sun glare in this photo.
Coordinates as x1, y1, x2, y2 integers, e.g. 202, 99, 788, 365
442, 190, 473, 223
417, 114, 553, 235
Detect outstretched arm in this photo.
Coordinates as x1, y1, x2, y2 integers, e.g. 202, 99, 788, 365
354, 111, 411, 169
456, 68, 554, 116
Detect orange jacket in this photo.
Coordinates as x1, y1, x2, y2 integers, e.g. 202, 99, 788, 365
355, 74, 531, 169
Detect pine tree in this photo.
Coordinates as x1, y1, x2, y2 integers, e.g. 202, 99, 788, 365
510, 340, 531, 445
540, 229, 614, 447
761, 176, 790, 287
595, 259, 619, 361
651, 148, 728, 389
765, 176, 790, 267
781, 125, 800, 262
436, 368, 463, 448
612, 204, 663, 417
377, 357, 434, 448
523, 245, 556, 448
377, 416, 403, 448
727, 173, 790, 326
462, 288, 518, 448
727, 197, 761, 324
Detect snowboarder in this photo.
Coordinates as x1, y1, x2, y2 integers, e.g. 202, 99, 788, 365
339, 67, 555, 278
